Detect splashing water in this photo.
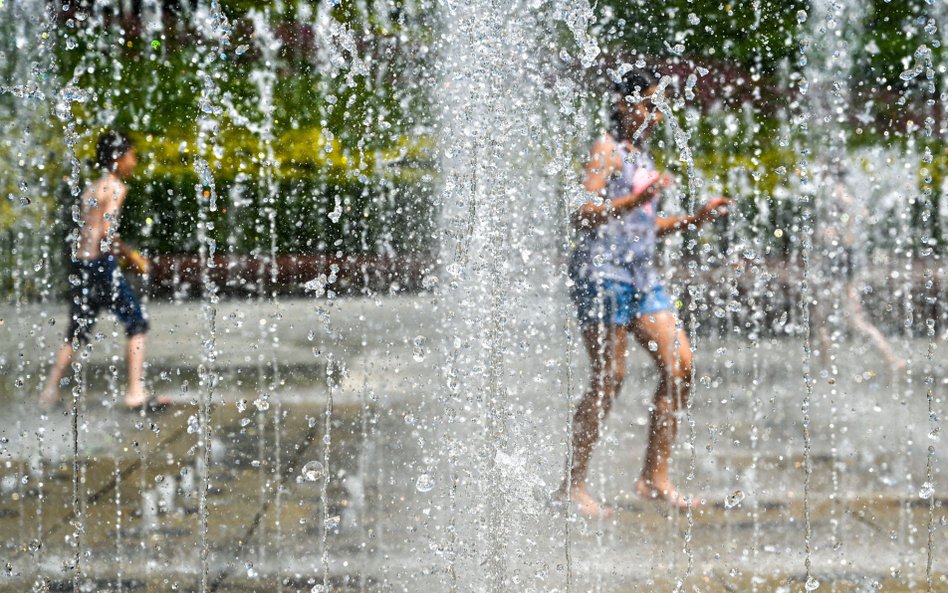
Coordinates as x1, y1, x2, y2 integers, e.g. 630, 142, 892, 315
0, 1, 945, 592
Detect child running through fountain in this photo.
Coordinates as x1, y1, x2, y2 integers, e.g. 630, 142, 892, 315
815, 161, 906, 371
39, 130, 170, 414
558, 69, 729, 517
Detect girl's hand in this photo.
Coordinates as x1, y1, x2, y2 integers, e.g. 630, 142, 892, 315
653, 173, 673, 189
635, 172, 673, 196
697, 197, 730, 222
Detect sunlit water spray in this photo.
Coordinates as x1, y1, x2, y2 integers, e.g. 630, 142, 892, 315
0, 1, 946, 592
191, 2, 233, 590
431, 0, 602, 590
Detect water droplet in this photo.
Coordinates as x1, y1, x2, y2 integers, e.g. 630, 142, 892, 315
300, 461, 324, 482
422, 275, 439, 290
900, 68, 921, 81
647, 340, 658, 352
416, 473, 435, 493
413, 347, 426, 362
186, 415, 199, 434
918, 482, 934, 499
805, 577, 820, 591
724, 490, 745, 509
150, 40, 161, 50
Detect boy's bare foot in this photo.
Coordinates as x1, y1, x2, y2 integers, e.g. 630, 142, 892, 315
635, 478, 699, 511
553, 485, 615, 519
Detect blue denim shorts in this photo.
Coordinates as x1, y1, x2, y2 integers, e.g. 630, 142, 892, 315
66, 255, 149, 344
571, 278, 674, 328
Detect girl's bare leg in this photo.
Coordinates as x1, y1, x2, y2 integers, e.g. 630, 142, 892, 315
561, 324, 628, 517
845, 283, 906, 369
631, 311, 698, 510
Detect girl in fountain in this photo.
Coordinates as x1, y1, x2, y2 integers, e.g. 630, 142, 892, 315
815, 162, 905, 371
39, 131, 170, 414
560, 70, 729, 516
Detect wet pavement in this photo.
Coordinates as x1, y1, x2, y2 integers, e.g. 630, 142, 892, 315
0, 296, 945, 592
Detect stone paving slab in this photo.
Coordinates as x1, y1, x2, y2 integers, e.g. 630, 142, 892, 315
0, 395, 942, 592
0, 297, 945, 592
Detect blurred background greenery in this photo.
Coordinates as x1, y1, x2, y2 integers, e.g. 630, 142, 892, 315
0, 0, 944, 298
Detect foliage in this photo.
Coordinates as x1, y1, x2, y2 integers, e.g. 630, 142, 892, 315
1, 0, 944, 278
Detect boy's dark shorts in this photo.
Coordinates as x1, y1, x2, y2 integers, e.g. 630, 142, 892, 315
66, 255, 149, 345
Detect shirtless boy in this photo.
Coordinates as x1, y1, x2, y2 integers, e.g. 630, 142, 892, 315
40, 131, 169, 413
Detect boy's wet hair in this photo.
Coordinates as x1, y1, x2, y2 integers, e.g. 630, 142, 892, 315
95, 130, 134, 171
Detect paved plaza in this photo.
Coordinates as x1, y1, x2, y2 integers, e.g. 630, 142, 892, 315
0, 296, 944, 592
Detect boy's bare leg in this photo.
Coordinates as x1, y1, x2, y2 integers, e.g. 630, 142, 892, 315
40, 342, 75, 410
124, 334, 148, 408
560, 324, 628, 518
631, 311, 699, 510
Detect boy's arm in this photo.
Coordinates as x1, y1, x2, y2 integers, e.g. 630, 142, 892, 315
108, 180, 149, 274
111, 238, 150, 274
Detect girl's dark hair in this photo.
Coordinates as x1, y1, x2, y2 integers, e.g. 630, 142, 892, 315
614, 69, 656, 100
609, 68, 657, 140
95, 130, 134, 171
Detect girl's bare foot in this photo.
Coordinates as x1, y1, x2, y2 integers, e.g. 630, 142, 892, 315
554, 484, 615, 519
888, 357, 907, 372
124, 393, 174, 412
635, 478, 699, 511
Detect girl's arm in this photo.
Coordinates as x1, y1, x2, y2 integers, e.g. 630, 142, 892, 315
656, 197, 730, 237
573, 140, 667, 228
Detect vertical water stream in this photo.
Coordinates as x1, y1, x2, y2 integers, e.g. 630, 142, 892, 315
193, 2, 232, 590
